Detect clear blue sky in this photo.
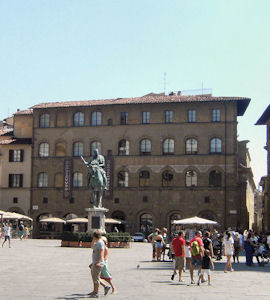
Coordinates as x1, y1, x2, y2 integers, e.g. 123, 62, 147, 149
0, 0, 269, 185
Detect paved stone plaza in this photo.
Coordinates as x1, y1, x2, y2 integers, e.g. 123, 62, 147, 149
0, 239, 270, 300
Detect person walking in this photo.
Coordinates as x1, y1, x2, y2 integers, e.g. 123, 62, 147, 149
170, 231, 186, 282
189, 231, 204, 284
223, 232, 234, 272
197, 250, 214, 286
244, 232, 255, 266
184, 240, 191, 271
88, 230, 105, 298
2, 223, 12, 248
203, 231, 214, 257
233, 232, 241, 263
152, 229, 166, 262
148, 228, 159, 261
100, 237, 115, 295
19, 222, 24, 240
161, 227, 168, 261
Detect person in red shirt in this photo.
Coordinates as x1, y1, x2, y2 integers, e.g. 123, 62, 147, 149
170, 231, 186, 282
189, 231, 204, 284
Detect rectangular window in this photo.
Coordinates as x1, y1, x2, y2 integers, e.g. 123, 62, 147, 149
13, 197, 18, 204
9, 150, 24, 162
212, 109, 221, 122
43, 197, 48, 204
188, 110, 196, 122
120, 112, 128, 125
142, 112, 150, 124
165, 111, 173, 123
9, 174, 23, 188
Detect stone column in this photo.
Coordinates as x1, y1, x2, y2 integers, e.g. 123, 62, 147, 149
85, 207, 109, 234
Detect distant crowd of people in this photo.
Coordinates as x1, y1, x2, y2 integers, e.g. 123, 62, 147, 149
147, 227, 270, 286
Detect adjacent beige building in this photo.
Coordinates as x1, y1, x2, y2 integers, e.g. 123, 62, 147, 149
28, 93, 254, 237
0, 110, 33, 215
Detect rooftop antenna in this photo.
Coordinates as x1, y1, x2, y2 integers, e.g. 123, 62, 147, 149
163, 72, 167, 95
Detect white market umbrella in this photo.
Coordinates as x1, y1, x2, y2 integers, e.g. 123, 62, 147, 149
9, 212, 33, 221
105, 218, 122, 224
39, 217, 66, 224
2, 212, 20, 220
66, 218, 88, 224
172, 216, 218, 225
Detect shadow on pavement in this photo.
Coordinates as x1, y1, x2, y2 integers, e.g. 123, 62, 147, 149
56, 293, 90, 299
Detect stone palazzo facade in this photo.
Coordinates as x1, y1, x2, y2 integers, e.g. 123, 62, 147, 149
28, 93, 254, 236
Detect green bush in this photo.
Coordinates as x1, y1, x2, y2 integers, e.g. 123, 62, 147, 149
60, 231, 93, 242
106, 232, 131, 242
61, 231, 131, 243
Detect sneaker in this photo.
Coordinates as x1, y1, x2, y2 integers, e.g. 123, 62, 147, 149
201, 279, 207, 283
171, 274, 175, 280
104, 286, 111, 296
208, 282, 211, 286
197, 281, 200, 286
179, 279, 184, 282
89, 293, 99, 298
191, 280, 195, 284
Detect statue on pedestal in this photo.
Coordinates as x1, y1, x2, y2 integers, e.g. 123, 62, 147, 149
81, 149, 107, 208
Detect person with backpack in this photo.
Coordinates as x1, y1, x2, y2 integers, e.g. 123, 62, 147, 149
189, 231, 204, 284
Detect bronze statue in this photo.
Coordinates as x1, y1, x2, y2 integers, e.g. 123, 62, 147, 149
81, 149, 107, 208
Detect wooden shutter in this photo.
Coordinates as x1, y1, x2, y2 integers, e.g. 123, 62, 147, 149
9, 150, 13, 162
9, 174, 12, 187
20, 150, 24, 162
19, 174, 23, 187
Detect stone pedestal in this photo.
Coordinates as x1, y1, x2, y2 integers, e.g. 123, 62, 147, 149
85, 207, 109, 234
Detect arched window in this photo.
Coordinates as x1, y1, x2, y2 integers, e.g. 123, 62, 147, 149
185, 170, 197, 187
118, 140, 129, 155
73, 142, 83, 157
39, 143, 49, 157
210, 138, 222, 153
39, 114, 50, 128
73, 172, 83, 187
73, 112, 84, 127
139, 171, 150, 187
90, 141, 101, 157
91, 111, 102, 126
163, 139, 174, 155
118, 171, 128, 187
186, 138, 198, 154
55, 173, 63, 188
55, 142, 66, 156
140, 213, 153, 236
140, 139, 151, 155
162, 170, 174, 187
38, 172, 48, 187
209, 170, 221, 187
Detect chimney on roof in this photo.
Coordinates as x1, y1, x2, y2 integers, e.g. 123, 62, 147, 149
177, 91, 182, 96
17, 109, 20, 112
169, 91, 175, 96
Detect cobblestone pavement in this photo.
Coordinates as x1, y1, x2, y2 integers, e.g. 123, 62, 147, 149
0, 239, 270, 300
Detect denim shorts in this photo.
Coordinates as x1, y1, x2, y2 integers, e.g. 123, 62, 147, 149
191, 257, 202, 267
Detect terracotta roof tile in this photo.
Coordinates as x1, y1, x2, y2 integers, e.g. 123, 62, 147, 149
14, 109, 33, 115
30, 95, 250, 116
0, 138, 32, 145
0, 129, 13, 136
